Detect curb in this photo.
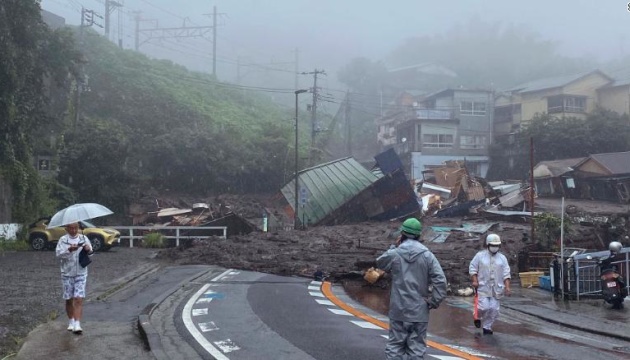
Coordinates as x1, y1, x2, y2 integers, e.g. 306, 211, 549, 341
93, 263, 162, 301
137, 267, 216, 360
502, 303, 630, 343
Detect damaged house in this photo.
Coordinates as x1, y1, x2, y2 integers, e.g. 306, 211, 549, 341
280, 150, 420, 227
534, 151, 630, 203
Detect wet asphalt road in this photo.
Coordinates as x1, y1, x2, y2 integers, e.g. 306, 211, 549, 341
155, 268, 630, 360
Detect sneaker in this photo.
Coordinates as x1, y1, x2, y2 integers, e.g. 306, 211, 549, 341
67, 320, 75, 331
483, 328, 493, 335
73, 323, 83, 334
474, 319, 481, 328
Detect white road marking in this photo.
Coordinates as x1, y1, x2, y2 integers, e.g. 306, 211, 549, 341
192, 308, 208, 316
350, 320, 384, 330
327, 308, 352, 316
309, 291, 325, 297
199, 321, 219, 332
228, 271, 240, 275
315, 299, 335, 306
308, 286, 320, 291
182, 269, 233, 360
196, 297, 214, 304
310, 281, 323, 286
381, 334, 388, 339
430, 356, 464, 360
214, 339, 240, 353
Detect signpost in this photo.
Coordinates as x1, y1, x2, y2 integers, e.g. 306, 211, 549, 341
299, 187, 308, 229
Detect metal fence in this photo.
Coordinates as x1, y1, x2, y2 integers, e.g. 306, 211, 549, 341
111, 226, 228, 248
572, 248, 630, 300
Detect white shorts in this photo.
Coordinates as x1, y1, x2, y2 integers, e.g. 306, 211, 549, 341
61, 274, 87, 300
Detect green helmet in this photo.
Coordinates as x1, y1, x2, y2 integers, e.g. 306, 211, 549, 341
401, 218, 422, 236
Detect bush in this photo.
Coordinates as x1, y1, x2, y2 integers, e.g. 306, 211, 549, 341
0, 239, 30, 251
142, 232, 166, 248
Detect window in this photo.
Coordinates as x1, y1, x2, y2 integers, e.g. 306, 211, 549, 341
460, 135, 487, 149
460, 101, 487, 116
423, 133, 454, 148
548, 95, 586, 113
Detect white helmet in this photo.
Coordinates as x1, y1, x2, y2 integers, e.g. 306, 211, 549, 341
486, 234, 501, 246
609, 241, 622, 253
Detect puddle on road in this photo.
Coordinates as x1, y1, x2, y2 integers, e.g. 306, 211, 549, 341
341, 280, 630, 360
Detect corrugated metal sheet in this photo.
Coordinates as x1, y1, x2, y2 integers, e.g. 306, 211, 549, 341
281, 157, 379, 226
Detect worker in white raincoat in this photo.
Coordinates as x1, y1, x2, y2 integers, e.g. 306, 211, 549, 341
469, 233, 511, 335
377, 218, 447, 359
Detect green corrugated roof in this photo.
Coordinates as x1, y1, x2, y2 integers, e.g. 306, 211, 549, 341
281, 157, 380, 225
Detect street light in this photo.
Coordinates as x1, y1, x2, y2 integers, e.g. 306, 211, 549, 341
294, 89, 308, 230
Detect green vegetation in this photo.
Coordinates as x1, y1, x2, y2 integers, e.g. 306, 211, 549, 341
142, 232, 166, 248
0, 239, 30, 252
1, 1, 306, 222
533, 213, 571, 251
488, 109, 630, 179
0, 0, 80, 222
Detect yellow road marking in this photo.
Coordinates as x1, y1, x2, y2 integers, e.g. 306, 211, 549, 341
321, 281, 482, 360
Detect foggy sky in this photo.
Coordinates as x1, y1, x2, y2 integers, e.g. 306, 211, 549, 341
41, 0, 630, 88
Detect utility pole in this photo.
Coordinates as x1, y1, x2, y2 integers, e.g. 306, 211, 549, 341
104, 0, 122, 41
302, 69, 326, 151
75, 8, 102, 127
212, 6, 217, 77
134, 11, 141, 51
346, 91, 352, 156
293, 48, 299, 89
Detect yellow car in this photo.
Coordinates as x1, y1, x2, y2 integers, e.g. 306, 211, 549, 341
28, 217, 120, 252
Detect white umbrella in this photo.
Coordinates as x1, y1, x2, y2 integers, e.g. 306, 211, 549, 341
47, 203, 114, 229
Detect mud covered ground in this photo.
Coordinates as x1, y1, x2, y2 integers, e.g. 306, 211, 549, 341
155, 217, 532, 289
2, 196, 626, 357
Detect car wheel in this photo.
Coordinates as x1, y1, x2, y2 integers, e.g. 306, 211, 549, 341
29, 234, 48, 251
100, 245, 112, 252
89, 235, 104, 252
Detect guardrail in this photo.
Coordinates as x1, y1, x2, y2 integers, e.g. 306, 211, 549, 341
111, 226, 228, 248
572, 248, 630, 300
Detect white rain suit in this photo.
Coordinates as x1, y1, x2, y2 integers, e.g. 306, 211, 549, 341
469, 249, 511, 331
377, 240, 447, 359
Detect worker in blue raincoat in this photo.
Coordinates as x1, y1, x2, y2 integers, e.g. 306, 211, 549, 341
377, 218, 447, 359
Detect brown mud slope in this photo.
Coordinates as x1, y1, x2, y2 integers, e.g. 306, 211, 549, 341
155, 217, 531, 288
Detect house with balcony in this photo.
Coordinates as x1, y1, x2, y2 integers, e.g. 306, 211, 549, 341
493, 70, 614, 136
377, 88, 494, 179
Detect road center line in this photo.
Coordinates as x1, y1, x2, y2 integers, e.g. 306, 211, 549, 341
321, 281, 482, 360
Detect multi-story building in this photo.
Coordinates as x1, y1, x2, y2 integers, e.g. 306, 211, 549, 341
494, 70, 614, 136
376, 88, 494, 179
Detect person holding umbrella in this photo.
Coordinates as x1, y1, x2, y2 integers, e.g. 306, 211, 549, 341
55, 222, 94, 334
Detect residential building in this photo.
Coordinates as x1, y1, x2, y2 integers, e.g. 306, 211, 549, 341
494, 70, 613, 136
533, 151, 630, 203
377, 88, 494, 179
597, 67, 630, 116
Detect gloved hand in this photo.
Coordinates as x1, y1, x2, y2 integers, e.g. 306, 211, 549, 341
426, 298, 439, 310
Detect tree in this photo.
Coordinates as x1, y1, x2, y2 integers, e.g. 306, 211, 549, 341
0, 0, 79, 221
386, 19, 595, 90
487, 110, 630, 179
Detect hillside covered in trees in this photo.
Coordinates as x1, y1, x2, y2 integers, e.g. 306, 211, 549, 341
1, 1, 303, 222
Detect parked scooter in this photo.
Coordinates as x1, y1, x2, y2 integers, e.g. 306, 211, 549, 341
589, 241, 628, 310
